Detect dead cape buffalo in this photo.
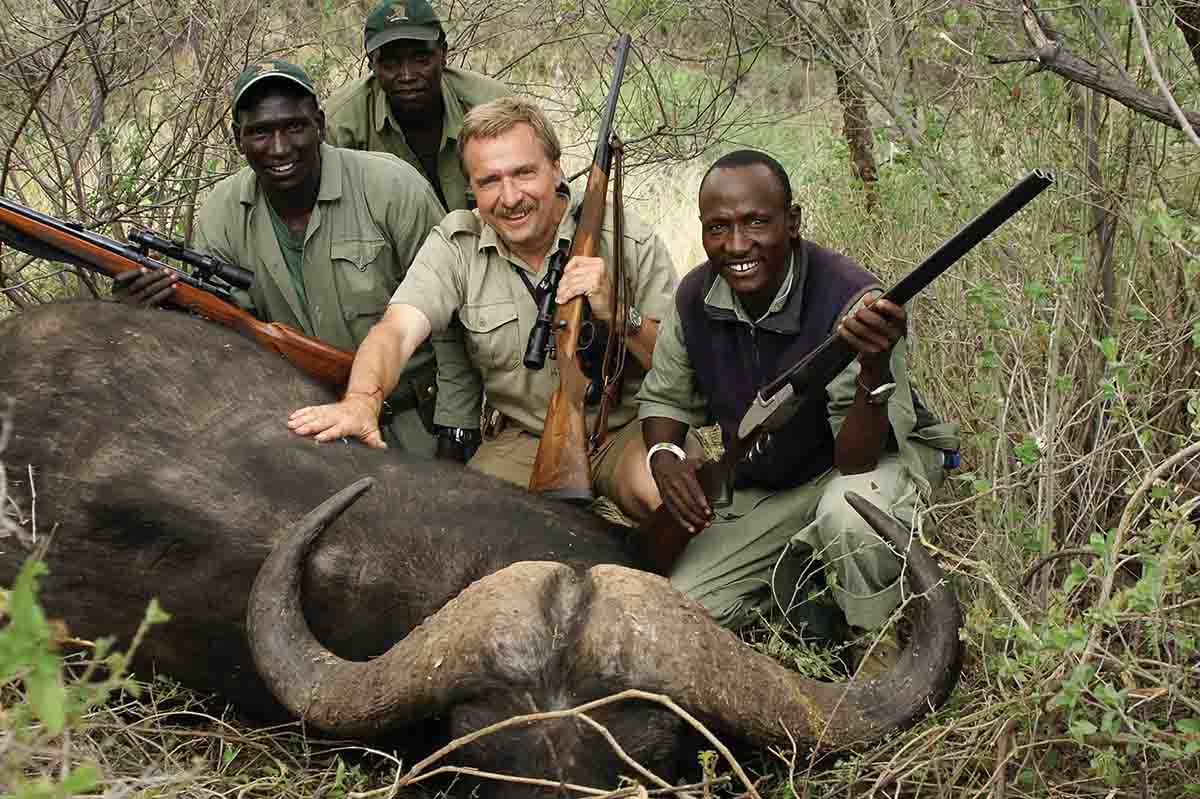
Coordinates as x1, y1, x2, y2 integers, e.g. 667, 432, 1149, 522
0, 302, 961, 792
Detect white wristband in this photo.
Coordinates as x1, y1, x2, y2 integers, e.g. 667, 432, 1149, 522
646, 442, 687, 473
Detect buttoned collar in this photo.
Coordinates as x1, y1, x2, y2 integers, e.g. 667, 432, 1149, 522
372, 75, 464, 149
703, 241, 811, 332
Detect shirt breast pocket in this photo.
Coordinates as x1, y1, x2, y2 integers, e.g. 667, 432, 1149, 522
332, 238, 389, 295
332, 238, 389, 342
459, 302, 521, 372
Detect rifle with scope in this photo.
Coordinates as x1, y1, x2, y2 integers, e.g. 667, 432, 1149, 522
0, 196, 354, 388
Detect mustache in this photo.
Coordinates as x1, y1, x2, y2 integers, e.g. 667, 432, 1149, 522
494, 201, 534, 220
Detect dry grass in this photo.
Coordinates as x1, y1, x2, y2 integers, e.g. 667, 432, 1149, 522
3, 1, 1200, 796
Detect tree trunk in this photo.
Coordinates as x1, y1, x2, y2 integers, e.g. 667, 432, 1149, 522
1172, 1, 1200, 75
834, 1, 879, 212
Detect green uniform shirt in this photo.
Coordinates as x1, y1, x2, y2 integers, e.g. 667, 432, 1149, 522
193, 143, 481, 427
324, 66, 510, 212
265, 199, 309, 314
391, 187, 678, 436
637, 253, 941, 493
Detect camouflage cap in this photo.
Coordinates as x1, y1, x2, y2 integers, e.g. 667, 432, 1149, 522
230, 59, 317, 116
364, 0, 442, 53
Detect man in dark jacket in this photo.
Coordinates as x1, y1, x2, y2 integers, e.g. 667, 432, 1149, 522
637, 150, 958, 675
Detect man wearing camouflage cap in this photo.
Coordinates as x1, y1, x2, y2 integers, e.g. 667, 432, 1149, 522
117, 60, 481, 457
325, 0, 510, 213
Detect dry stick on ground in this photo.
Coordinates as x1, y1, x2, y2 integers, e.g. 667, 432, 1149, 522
0, 398, 24, 541
1080, 440, 1200, 667
574, 713, 685, 796
1021, 548, 1099, 589
370, 689, 761, 799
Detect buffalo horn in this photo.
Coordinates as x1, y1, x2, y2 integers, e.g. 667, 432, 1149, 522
573, 491, 962, 749
247, 478, 581, 737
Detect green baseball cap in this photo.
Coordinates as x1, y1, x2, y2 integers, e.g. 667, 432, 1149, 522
364, 0, 442, 53
230, 59, 317, 116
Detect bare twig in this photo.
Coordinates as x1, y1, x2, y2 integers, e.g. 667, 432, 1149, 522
1125, 0, 1200, 147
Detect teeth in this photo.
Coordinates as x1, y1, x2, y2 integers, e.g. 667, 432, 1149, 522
728, 260, 760, 274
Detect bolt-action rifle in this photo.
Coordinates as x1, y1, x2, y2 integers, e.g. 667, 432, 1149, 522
637, 168, 1055, 575
0, 196, 354, 388
527, 33, 632, 502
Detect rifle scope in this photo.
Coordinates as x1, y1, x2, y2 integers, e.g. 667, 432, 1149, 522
129, 229, 253, 291
523, 249, 569, 370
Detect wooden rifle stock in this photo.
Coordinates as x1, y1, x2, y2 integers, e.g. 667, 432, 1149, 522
0, 196, 354, 388
637, 168, 1056, 575
528, 33, 631, 502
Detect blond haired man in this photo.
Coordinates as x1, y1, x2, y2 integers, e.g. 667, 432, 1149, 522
288, 97, 680, 522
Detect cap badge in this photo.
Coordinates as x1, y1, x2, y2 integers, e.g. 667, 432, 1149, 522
387, 1, 408, 21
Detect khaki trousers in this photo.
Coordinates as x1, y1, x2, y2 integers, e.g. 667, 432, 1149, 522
669, 449, 942, 631
467, 421, 642, 499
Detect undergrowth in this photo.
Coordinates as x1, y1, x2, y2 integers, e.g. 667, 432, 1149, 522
2, 0, 1200, 795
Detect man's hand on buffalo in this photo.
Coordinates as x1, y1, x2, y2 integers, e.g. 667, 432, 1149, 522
837, 292, 907, 377
112, 267, 179, 307
288, 392, 387, 448
555, 255, 613, 320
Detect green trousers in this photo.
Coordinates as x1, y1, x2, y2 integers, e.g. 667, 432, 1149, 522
382, 408, 436, 457
668, 449, 942, 632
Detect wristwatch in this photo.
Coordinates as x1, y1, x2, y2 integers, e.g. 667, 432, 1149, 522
625, 305, 643, 335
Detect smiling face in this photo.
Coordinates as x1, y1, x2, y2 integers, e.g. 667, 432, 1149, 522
698, 162, 800, 315
462, 122, 565, 264
371, 39, 446, 119
235, 86, 325, 200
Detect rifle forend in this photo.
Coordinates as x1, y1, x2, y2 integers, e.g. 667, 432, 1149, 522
528, 33, 632, 503
0, 196, 354, 389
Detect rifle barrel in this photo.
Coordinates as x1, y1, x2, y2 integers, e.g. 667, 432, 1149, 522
885, 169, 1054, 306
592, 34, 632, 172
758, 169, 1054, 401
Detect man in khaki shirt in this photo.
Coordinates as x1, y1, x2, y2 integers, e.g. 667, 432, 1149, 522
117, 60, 478, 456
289, 98, 679, 523
325, 0, 510, 213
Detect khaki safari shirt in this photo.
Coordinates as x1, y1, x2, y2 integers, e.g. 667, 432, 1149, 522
391, 187, 678, 436
638, 254, 942, 493
193, 143, 480, 427
325, 67, 510, 212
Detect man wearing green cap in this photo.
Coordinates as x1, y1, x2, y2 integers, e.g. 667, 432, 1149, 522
324, 0, 510, 212
116, 59, 482, 458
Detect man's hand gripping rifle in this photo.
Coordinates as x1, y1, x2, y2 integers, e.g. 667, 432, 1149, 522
526, 33, 632, 503
0, 196, 354, 388
638, 169, 1055, 575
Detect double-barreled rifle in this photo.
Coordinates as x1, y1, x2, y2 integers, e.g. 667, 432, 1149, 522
526, 33, 632, 502
638, 168, 1056, 575
0, 196, 354, 388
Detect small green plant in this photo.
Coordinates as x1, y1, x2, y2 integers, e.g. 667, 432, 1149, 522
0, 557, 168, 798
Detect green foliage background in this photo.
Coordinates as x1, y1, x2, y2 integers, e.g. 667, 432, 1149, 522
1, 0, 1199, 795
